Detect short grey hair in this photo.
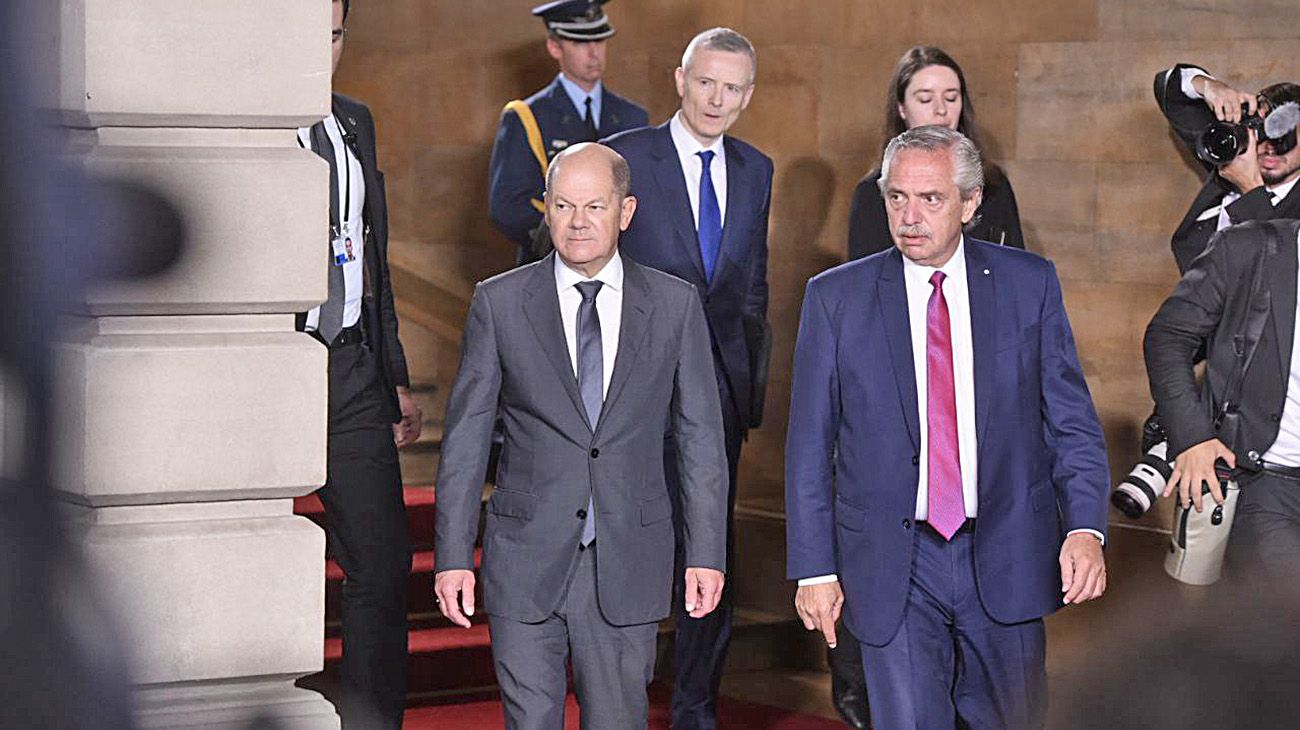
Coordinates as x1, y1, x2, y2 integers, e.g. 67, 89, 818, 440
681, 27, 757, 83
878, 125, 984, 201
545, 142, 632, 200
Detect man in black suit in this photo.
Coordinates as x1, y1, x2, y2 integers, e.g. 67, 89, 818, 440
603, 27, 771, 730
297, 2, 421, 727
1155, 63, 1300, 272
1146, 218, 1300, 581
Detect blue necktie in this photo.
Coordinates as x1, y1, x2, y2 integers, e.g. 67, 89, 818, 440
697, 150, 722, 281
575, 280, 604, 545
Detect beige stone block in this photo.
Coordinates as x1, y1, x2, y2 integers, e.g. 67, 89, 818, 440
1099, 0, 1300, 41
52, 0, 329, 127
54, 318, 327, 505
1095, 162, 1202, 236
915, 0, 1100, 43
71, 503, 325, 684
1059, 280, 1168, 377
1004, 159, 1097, 233
1033, 228, 1102, 284
135, 679, 339, 730
74, 128, 327, 316
1095, 231, 1183, 287
817, 46, 896, 158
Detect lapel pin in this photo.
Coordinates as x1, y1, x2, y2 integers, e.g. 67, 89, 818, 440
983, 268, 990, 275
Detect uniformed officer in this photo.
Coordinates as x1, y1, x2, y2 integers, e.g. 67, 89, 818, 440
488, 0, 648, 264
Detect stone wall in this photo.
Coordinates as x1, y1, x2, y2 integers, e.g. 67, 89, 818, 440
336, 0, 1300, 533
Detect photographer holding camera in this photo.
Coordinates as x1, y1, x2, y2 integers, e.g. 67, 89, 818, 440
1145, 215, 1300, 582
1155, 64, 1300, 273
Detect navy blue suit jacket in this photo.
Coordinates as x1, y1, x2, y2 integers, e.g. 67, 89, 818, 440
784, 241, 1109, 646
488, 77, 647, 252
603, 122, 773, 429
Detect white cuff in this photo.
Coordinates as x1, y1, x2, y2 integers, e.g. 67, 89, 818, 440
1068, 528, 1105, 546
1180, 67, 1213, 100
797, 574, 839, 587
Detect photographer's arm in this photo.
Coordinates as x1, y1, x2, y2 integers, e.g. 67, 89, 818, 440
1144, 233, 1234, 512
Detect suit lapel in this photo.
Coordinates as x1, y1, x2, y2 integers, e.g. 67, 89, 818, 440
522, 254, 593, 434
878, 250, 920, 451
709, 136, 748, 293
1270, 225, 1297, 383
966, 242, 997, 452
598, 260, 655, 429
650, 124, 708, 282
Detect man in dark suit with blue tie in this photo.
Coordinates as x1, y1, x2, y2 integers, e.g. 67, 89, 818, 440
603, 27, 772, 730
488, 0, 648, 264
785, 126, 1109, 729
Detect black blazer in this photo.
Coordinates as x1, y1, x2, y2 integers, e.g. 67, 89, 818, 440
1155, 63, 1300, 273
846, 165, 1024, 260
1145, 219, 1300, 464
298, 93, 410, 421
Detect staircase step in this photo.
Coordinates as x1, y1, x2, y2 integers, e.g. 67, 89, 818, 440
325, 549, 482, 621
319, 624, 498, 697
295, 486, 438, 549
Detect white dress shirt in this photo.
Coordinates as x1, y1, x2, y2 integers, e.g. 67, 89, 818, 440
669, 111, 728, 228
557, 73, 604, 131
296, 113, 365, 331
1261, 229, 1300, 467
1180, 67, 1298, 230
555, 252, 623, 395
798, 239, 1098, 587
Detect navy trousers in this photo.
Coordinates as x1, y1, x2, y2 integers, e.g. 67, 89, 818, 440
666, 380, 743, 730
859, 523, 1047, 730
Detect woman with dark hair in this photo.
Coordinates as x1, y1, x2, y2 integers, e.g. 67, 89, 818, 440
846, 45, 1025, 260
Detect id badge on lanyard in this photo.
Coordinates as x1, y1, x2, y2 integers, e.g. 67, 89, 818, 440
331, 225, 355, 266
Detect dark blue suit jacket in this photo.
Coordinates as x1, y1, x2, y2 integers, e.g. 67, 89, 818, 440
603, 122, 773, 429
488, 76, 647, 253
784, 240, 1109, 646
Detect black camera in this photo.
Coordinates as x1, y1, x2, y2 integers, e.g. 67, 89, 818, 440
1111, 415, 1171, 519
1197, 101, 1300, 166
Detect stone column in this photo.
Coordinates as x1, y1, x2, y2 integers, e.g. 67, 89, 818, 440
43, 1, 339, 727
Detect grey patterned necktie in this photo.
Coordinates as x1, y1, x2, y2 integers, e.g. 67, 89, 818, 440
575, 280, 604, 545
311, 121, 346, 343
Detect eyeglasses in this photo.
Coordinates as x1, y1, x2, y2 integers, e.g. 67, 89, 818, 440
331, 27, 348, 43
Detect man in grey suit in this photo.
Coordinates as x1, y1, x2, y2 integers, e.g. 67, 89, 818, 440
434, 143, 729, 729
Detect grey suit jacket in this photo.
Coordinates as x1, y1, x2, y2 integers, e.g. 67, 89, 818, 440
434, 252, 729, 626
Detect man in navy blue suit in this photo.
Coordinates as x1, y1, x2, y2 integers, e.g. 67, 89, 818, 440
603, 27, 772, 730
488, 0, 648, 264
785, 126, 1109, 729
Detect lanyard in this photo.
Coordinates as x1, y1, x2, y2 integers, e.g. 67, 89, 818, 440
297, 116, 353, 232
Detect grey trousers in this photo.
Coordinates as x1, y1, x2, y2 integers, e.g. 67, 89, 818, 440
488, 544, 659, 730
1227, 471, 1300, 581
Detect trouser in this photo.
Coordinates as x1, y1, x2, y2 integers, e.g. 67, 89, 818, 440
666, 382, 744, 730
860, 523, 1047, 730
317, 341, 410, 729
489, 544, 659, 730
1226, 470, 1300, 582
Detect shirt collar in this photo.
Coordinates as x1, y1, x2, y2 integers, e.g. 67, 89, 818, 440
1268, 174, 1300, 204
669, 111, 725, 159
554, 249, 624, 293
557, 73, 603, 117
901, 237, 968, 289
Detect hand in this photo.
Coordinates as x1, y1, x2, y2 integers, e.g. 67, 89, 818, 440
1219, 127, 1265, 193
684, 568, 725, 618
1059, 533, 1106, 605
1196, 76, 1258, 122
1167, 438, 1235, 513
794, 581, 844, 648
393, 386, 423, 448
433, 569, 476, 628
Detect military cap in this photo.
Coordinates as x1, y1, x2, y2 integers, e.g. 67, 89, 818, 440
531, 0, 616, 41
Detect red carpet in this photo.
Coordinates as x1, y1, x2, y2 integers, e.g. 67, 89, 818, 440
402, 686, 845, 729
296, 488, 836, 728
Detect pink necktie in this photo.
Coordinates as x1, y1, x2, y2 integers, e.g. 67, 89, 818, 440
927, 271, 965, 541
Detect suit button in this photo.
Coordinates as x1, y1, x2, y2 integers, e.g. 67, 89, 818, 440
577, 509, 588, 520
590, 448, 600, 459
1272, 413, 1281, 422
912, 454, 920, 466
902, 518, 913, 530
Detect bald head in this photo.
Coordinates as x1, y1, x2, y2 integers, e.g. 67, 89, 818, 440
546, 142, 631, 202
544, 143, 638, 277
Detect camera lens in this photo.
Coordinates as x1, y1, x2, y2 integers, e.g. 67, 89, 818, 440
1197, 121, 1250, 166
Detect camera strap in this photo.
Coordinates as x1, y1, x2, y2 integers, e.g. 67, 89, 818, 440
1214, 220, 1284, 427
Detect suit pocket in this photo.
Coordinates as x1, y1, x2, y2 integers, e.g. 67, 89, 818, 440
1030, 479, 1054, 513
640, 495, 672, 525
488, 488, 537, 521
835, 498, 867, 532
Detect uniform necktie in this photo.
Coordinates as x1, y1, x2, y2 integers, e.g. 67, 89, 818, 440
583, 96, 598, 142
697, 150, 722, 282
926, 271, 965, 541
575, 280, 604, 545
311, 121, 346, 344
